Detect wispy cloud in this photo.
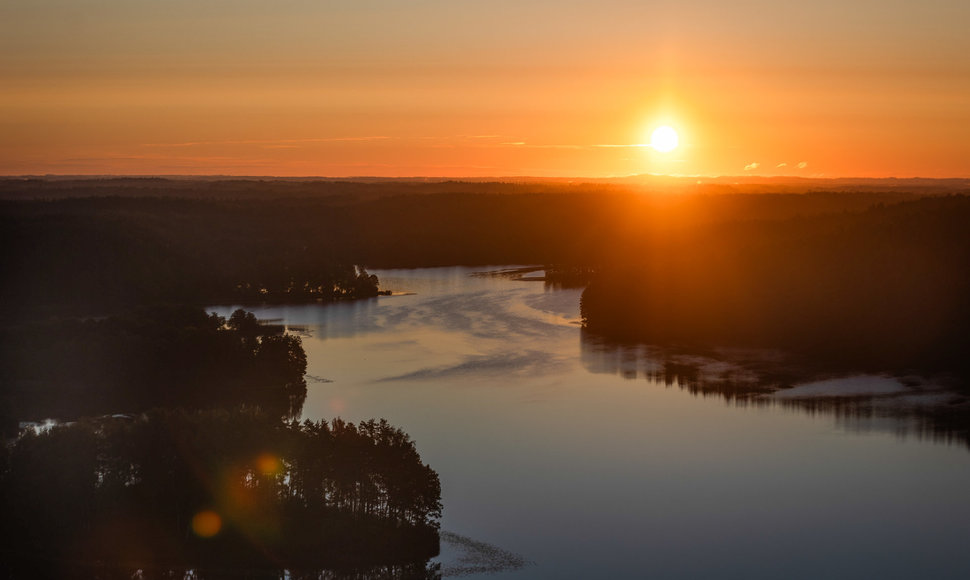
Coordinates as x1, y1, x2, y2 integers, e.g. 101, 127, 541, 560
141, 136, 391, 148
500, 142, 586, 149
776, 162, 788, 168
501, 142, 653, 150
593, 143, 652, 149
797, 161, 808, 169
744, 162, 760, 171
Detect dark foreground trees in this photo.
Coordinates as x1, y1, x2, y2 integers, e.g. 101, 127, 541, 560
0, 306, 443, 577
0, 409, 442, 577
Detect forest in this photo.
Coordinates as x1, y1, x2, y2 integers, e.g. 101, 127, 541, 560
0, 306, 442, 575
579, 195, 970, 379
0, 409, 441, 577
0, 306, 308, 435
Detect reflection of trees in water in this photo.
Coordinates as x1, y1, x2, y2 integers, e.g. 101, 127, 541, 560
580, 331, 970, 448
580, 332, 775, 400
471, 264, 594, 290
771, 395, 970, 448
542, 265, 595, 290
438, 531, 530, 578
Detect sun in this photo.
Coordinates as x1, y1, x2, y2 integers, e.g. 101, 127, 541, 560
650, 126, 679, 153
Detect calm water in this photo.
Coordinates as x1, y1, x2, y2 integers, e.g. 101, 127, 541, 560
212, 267, 970, 579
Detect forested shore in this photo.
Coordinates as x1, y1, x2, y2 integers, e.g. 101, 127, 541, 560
3, 176, 970, 573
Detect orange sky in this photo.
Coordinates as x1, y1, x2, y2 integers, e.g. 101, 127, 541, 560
2, 1, 968, 178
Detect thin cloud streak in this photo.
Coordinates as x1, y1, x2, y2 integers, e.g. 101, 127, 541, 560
141, 136, 392, 148
500, 142, 586, 150
145, 136, 661, 153
501, 142, 653, 150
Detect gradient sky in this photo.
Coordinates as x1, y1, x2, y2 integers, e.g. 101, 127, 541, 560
2, 1, 968, 177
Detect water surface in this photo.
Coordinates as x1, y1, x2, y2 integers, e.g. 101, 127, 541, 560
213, 267, 970, 579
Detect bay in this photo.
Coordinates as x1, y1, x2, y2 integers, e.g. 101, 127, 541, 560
211, 266, 970, 579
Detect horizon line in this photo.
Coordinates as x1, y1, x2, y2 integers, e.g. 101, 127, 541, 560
2, 173, 970, 182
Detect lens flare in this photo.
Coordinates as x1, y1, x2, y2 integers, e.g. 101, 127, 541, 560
191, 510, 222, 538
255, 453, 282, 476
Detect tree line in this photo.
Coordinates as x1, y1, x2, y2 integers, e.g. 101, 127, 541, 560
0, 185, 930, 319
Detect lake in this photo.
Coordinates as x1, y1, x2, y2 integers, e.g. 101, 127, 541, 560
212, 266, 970, 579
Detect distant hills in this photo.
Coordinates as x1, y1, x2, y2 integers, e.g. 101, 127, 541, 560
1, 174, 967, 200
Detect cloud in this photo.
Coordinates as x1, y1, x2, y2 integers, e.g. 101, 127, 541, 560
499, 142, 585, 149
142, 136, 391, 148
436, 139, 653, 151
776, 162, 788, 168
744, 162, 760, 171
797, 161, 808, 169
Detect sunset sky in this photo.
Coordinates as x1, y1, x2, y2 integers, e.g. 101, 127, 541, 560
2, 1, 967, 178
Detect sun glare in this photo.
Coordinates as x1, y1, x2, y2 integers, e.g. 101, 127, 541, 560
650, 126, 679, 153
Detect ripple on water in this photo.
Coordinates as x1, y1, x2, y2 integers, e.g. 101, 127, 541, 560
438, 531, 532, 578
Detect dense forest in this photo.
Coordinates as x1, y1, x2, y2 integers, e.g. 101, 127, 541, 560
0, 304, 442, 575
0, 409, 441, 577
0, 181, 521, 576
580, 195, 970, 379
0, 306, 309, 435
0, 197, 382, 317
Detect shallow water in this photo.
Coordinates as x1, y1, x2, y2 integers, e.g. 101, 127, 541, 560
211, 267, 970, 579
